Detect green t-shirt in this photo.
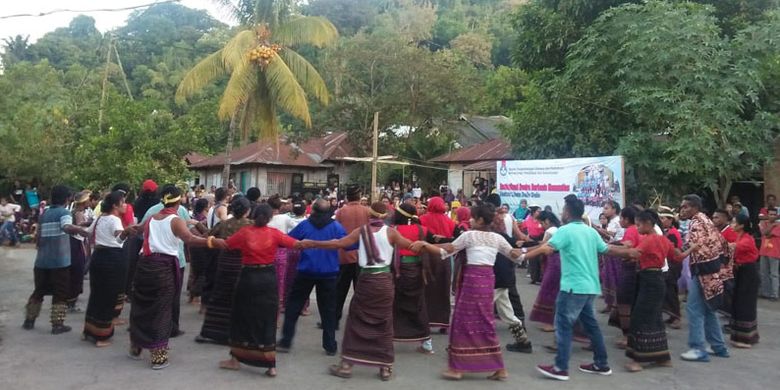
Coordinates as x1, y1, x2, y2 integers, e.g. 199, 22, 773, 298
548, 221, 608, 294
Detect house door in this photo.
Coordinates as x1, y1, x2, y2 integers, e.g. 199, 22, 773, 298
240, 171, 249, 193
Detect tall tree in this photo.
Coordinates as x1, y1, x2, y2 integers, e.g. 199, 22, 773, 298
176, 0, 338, 185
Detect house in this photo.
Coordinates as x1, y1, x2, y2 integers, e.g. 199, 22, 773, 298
188, 132, 355, 197
429, 137, 514, 196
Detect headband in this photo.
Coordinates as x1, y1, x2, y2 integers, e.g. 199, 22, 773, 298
395, 207, 415, 219
369, 209, 387, 219
163, 194, 181, 205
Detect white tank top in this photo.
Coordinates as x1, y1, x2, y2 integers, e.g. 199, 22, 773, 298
358, 225, 394, 268
147, 215, 181, 257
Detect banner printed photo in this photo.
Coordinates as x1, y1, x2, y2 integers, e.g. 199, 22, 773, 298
497, 156, 625, 222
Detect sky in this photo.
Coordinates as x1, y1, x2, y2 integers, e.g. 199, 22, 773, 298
0, 0, 235, 42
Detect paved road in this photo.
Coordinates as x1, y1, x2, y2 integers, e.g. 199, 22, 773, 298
1, 246, 778, 390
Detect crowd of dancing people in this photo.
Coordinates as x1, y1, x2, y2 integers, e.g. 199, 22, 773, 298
14, 179, 779, 381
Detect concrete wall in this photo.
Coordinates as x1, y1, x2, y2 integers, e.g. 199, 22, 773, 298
191, 163, 355, 197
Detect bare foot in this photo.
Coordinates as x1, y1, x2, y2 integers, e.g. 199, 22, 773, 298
219, 358, 241, 370
731, 341, 752, 349
625, 361, 643, 372
539, 325, 555, 332
265, 368, 277, 377
112, 318, 128, 326
95, 340, 112, 348
654, 360, 673, 367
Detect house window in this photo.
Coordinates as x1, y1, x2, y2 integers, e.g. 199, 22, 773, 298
266, 172, 292, 197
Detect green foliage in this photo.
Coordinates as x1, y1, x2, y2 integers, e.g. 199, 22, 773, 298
504, 1, 780, 202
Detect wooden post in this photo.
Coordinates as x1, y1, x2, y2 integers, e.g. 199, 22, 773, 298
371, 112, 379, 202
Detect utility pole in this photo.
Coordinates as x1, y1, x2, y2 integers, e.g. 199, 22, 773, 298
370, 112, 379, 202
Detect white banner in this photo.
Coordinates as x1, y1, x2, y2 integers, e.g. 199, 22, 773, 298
496, 156, 625, 222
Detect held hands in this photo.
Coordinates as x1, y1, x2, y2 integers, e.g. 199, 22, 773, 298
409, 241, 428, 253
626, 248, 642, 259
295, 240, 315, 250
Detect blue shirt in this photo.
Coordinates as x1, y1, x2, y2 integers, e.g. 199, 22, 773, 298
35, 206, 72, 269
548, 221, 608, 294
141, 204, 190, 268
289, 220, 346, 278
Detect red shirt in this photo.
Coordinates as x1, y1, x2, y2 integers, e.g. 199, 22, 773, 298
226, 225, 296, 265
734, 232, 759, 264
666, 227, 683, 249
523, 215, 544, 238
395, 224, 429, 256
636, 234, 678, 269
759, 222, 780, 259
622, 225, 640, 247
121, 204, 135, 228
721, 226, 738, 243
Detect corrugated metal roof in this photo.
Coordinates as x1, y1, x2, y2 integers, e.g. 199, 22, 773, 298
429, 138, 513, 164
189, 132, 352, 169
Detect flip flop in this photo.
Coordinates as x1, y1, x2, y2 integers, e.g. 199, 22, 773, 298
329, 365, 352, 378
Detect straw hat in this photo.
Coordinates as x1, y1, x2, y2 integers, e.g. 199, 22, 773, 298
657, 205, 676, 219
74, 190, 91, 204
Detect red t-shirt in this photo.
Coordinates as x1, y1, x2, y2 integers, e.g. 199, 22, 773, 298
121, 204, 135, 228
523, 215, 544, 238
622, 225, 640, 247
395, 224, 429, 256
226, 225, 296, 265
666, 227, 683, 249
636, 234, 678, 269
721, 226, 738, 243
734, 232, 759, 264
759, 222, 780, 259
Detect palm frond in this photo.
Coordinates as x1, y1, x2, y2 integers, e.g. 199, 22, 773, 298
278, 49, 329, 105
218, 59, 257, 120
175, 49, 227, 104
274, 16, 338, 48
254, 76, 280, 139
222, 29, 256, 72
264, 54, 311, 127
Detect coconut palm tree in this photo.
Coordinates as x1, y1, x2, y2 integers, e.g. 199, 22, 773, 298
176, 0, 338, 185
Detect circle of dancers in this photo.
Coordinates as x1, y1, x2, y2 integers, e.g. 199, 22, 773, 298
18, 181, 770, 381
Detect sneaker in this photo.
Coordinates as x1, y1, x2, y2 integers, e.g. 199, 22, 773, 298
704, 346, 729, 357
579, 363, 612, 376
537, 365, 569, 381
151, 361, 170, 370
22, 319, 35, 330
127, 349, 143, 360
51, 324, 72, 335
680, 349, 710, 362
325, 349, 337, 356
506, 342, 533, 353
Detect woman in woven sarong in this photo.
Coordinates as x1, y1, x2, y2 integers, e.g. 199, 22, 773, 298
413, 203, 525, 381
729, 214, 760, 348
609, 206, 641, 349
128, 185, 211, 370
613, 210, 693, 372
596, 201, 623, 313
529, 211, 562, 332
303, 202, 414, 381
267, 195, 296, 312
195, 197, 253, 345
212, 202, 302, 378
392, 203, 437, 354
82, 191, 138, 347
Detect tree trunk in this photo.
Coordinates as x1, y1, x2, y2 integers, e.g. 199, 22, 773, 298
221, 114, 237, 189
716, 177, 732, 208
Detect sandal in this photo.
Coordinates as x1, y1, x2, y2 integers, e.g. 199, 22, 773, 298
379, 367, 393, 381
442, 370, 463, 380
487, 369, 508, 381
329, 364, 352, 379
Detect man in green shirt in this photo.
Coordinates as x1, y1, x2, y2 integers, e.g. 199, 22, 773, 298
524, 195, 636, 381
